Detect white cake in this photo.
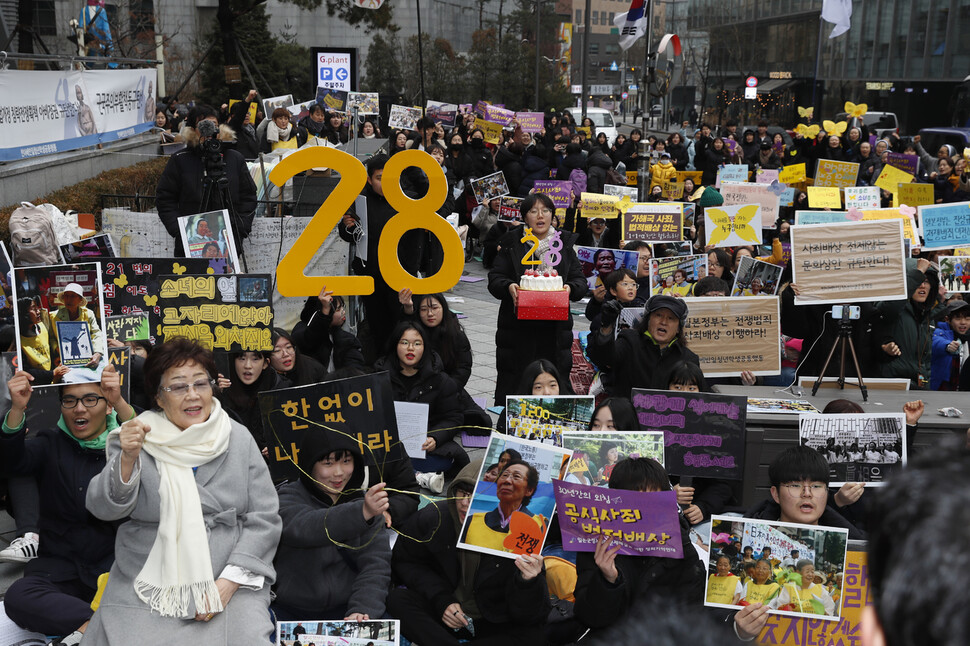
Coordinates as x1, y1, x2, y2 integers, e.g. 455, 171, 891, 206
520, 269, 563, 291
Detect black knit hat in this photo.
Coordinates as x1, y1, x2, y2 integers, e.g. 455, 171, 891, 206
646, 294, 688, 329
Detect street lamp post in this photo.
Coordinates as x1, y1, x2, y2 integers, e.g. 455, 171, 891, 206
534, 0, 541, 111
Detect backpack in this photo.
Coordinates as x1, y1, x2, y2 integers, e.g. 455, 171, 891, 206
8, 203, 62, 266
605, 166, 627, 186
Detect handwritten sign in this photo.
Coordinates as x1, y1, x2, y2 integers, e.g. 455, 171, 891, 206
886, 151, 919, 177
622, 203, 684, 241
897, 182, 934, 207
483, 104, 515, 126
814, 159, 860, 189
918, 202, 970, 250
791, 220, 907, 304
844, 186, 881, 209
861, 208, 920, 246
721, 182, 781, 228
553, 483, 683, 558
716, 164, 749, 188
514, 112, 544, 132
661, 180, 684, 200
795, 210, 849, 225
705, 204, 763, 248
778, 164, 806, 184
581, 192, 621, 219
473, 118, 503, 144
756, 169, 780, 185
874, 164, 913, 194
684, 296, 781, 376
105, 312, 149, 342
807, 186, 842, 209
631, 389, 747, 479
533, 180, 573, 209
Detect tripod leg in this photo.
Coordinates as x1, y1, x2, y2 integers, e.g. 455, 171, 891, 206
812, 335, 842, 397
846, 336, 869, 402
838, 337, 848, 389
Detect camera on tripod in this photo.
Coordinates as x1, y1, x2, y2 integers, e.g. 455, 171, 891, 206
196, 119, 226, 178
831, 305, 861, 320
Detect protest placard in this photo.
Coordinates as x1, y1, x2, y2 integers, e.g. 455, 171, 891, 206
154, 273, 273, 351
277, 619, 399, 646
778, 164, 806, 184
897, 182, 933, 207
576, 246, 640, 291
706, 516, 849, 621
553, 483, 683, 558
425, 100, 458, 127
844, 186, 881, 209
676, 170, 703, 186
919, 202, 970, 250
101, 209, 176, 257
939, 256, 970, 292
483, 104, 515, 126
814, 159, 860, 188
807, 186, 842, 209
661, 180, 684, 200
631, 389, 747, 479
474, 100, 490, 116
457, 434, 570, 559
314, 88, 347, 113
14, 262, 108, 385
683, 296, 781, 376
747, 398, 819, 414
603, 184, 638, 199
387, 104, 422, 130
346, 92, 379, 115
649, 255, 706, 296
60, 233, 116, 263
716, 164, 749, 188
474, 117, 504, 144
0, 243, 12, 324
105, 312, 149, 341
756, 169, 780, 185
622, 203, 683, 242
790, 220, 907, 304
874, 164, 913, 194
514, 112, 544, 132
732, 256, 783, 296
505, 395, 595, 444
228, 99, 258, 125
533, 180, 573, 209
704, 203, 764, 248
860, 208, 919, 246
682, 201, 697, 226
561, 431, 665, 486
259, 372, 406, 481
626, 171, 638, 186
498, 196, 523, 223
886, 151, 919, 176
471, 171, 510, 205
721, 182, 780, 228
794, 210, 847, 225
177, 210, 240, 273
799, 413, 905, 486
581, 192, 620, 220
262, 94, 294, 119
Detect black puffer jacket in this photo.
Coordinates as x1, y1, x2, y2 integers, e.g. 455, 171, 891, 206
495, 146, 524, 195
588, 328, 701, 399
585, 148, 613, 194
374, 351, 464, 446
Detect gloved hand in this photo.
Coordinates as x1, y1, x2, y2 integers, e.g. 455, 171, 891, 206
599, 299, 624, 329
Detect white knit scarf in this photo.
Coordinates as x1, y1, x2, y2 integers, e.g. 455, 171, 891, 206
125, 399, 232, 617
266, 121, 292, 144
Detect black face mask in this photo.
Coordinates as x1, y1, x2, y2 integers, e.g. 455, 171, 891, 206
470, 138, 485, 149
449, 142, 464, 152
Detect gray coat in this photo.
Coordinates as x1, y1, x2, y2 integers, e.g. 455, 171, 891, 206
82, 419, 281, 645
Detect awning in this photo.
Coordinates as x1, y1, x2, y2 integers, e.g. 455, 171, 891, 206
757, 79, 799, 94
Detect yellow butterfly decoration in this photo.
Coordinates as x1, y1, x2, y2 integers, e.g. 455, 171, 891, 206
615, 195, 635, 216
795, 123, 820, 139
143, 295, 158, 307
963, 147, 970, 163
822, 120, 847, 136
113, 274, 128, 288
844, 101, 868, 118
706, 205, 761, 246
172, 262, 187, 275
797, 106, 814, 120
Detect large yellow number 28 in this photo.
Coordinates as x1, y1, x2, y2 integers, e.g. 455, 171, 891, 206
267, 147, 464, 296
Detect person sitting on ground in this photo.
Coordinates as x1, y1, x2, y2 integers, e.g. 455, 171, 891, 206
292, 287, 366, 377
2, 365, 134, 645
269, 329, 327, 387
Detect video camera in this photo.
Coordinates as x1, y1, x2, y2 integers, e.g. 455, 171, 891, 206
196, 119, 226, 177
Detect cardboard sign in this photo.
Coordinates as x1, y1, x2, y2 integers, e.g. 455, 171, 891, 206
498, 196, 524, 223
799, 413, 906, 486
716, 164, 749, 188
425, 100, 458, 127
101, 209, 176, 257
790, 220, 907, 304
105, 312, 149, 342
886, 151, 919, 177
794, 210, 848, 225
533, 180, 573, 209
631, 389, 747, 479
622, 203, 684, 241
778, 164, 806, 184
514, 111, 545, 133
807, 186, 842, 209
388, 104, 422, 130
814, 159, 860, 189
505, 395, 595, 443
705, 203, 764, 248
721, 182, 781, 229
649, 254, 707, 296
258, 372, 406, 482
581, 192, 621, 220
844, 186, 881, 209
874, 164, 913, 194
457, 434, 571, 559
683, 296, 782, 376
554, 483, 683, 558
896, 182, 933, 207
918, 202, 970, 250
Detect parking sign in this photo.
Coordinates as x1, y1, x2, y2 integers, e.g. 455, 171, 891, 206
312, 47, 357, 94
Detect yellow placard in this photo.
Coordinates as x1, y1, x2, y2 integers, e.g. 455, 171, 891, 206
675, 171, 703, 185
228, 99, 258, 124
580, 192, 620, 219
474, 118, 503, 144
861, 208, 919, 246
662, 181, 684, 200
814, 159, 860, 188
577, 126, 591, 137
807, 186, 842, 209
874, 164, 914, 194
778, 163, 806, 184
626, 171, 638, 187
897, 182, 934, 206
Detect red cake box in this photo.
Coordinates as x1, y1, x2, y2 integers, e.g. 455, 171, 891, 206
516, 269, 570, 320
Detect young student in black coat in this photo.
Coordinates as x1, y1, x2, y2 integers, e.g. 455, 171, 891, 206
292, 288, 366, 375
217, 350, 291, 458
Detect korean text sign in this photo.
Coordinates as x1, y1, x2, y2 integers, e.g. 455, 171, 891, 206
622, 203, 683, 241
684, 296, 781, 376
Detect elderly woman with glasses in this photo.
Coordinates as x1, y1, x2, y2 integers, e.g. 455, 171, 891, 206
83, 338, 281, 645
487, 192, 588, 405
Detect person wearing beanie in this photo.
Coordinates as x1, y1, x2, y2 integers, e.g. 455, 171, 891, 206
588, 294, 702, 398
388, 459, 549, 645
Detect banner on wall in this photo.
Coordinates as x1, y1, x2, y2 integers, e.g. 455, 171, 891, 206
0, 68, 157, 161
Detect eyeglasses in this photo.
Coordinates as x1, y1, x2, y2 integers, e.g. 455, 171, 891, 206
420, 304, 442, 314
617, 281, 638, 288
527, 209, 553, 217
159, 378, 215, 397
781, 483, 827, 494
399, 339, 424, 349
273, 344, 295, 356
455, 490, 472, 500
61, 394, 106, 409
